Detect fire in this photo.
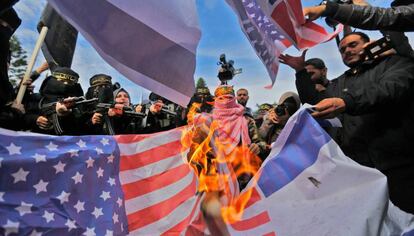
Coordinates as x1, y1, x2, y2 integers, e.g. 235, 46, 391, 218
181, 103, 262, 224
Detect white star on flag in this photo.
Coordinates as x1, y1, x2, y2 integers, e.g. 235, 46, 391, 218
105, 230, 113, 236
86, 157, 94, 168
100, 191, 111, 201
95, 147, 104, 155
100, 138, 109, 146
112, 212, 119, 223
3, 219, 19, 236
65, 219, 77, 231
56, 191, 71, 204
72, 172, 83, 184
0, 192, 4, 201
11, 168, 29, 183
77, 139, 87, 148
6, 143, 21, 155
15, 201, 33, 216
32, 153, 46, 163
97, 168, 104, 178
0, 157, 3, 167
42, 210, 55, 223
107, 154, 115, 164
107, 177, 115, 186
33, 179, 49, 194
74, 200, 85, 213
84, 227, 96, 236
116, 197, 123, 207
29, 229, 42, 236
53, 161, 66, 173
68, 149, 79, 157
45, 142, 58, 151
92, 207, 103, 219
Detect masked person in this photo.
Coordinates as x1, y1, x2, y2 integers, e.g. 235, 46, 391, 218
185, 85, 267, 191
0, 7, 22, 130
34, 67, 84, 135
259, 92, 300, 155
90, 85, 144, 135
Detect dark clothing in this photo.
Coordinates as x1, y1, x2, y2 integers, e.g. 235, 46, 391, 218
324, 1, 414, 31
297, 55, 414, 213
295, 69, 331, 105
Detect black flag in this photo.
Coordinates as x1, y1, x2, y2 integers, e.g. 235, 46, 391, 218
38, 4, 78, 70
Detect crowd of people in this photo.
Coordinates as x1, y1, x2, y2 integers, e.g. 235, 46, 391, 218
1, 0, 414, 215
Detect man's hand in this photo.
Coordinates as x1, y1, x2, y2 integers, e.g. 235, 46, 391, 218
352, 0, 369, 6
10, 101, 25, 114
249, 143, 261, 155
312, 98, 346, 119
56, 102, 70, 116
267, 109, 278, 124
279, 50, 307, 72
108, 104, 125, 117
35, 61, 49, 74
303, 5, 326, 22
135, 104, 143, 113
91, 113, 103, 125
22, 78, 35, 93
36, 116, 51, 130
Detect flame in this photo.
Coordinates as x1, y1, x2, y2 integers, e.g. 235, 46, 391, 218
181, 103, 262, 224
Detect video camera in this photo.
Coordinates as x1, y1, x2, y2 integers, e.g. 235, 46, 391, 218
320, 0, 352, 27
217, 54, 242, 84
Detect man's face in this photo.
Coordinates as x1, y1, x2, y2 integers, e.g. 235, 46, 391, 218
236, 89, 249, 106
305, 65, 327, 83
339, 34, 366, 67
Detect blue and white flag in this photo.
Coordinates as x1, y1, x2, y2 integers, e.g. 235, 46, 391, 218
46, 0, 201, 106
226, 107, 414, 235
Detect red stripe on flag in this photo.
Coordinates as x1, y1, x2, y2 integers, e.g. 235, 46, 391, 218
304, 22, 328, 35
122, 164, 190, 200
231, 211, 271, 231
127, 175, 197, 232
271, 2, 297, 43
185, 211, 206, 236
287, 0, 305, 25
263, 232, 277, 236
297, 37, 319, 49
115, 134, 151, 144
120, 140, 182, 171
161, 195, 203, 235
244, 187, 261, 209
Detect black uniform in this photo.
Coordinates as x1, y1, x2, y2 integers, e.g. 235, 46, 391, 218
298, 55, 414, 213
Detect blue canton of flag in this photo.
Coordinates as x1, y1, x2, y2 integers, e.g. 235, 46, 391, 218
242, 0, 287, 44
0, 131, 128, 236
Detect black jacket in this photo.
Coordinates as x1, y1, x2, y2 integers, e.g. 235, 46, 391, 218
324, 1, 414, 31
297, 55, 414, 170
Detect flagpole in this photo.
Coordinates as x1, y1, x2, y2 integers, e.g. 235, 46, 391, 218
15, 26, 49, 105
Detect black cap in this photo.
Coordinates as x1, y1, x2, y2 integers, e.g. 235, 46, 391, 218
305, 58, 326, 70
0, 8, 21, 33
52, 67, 79, 84
89, 74, 112, 87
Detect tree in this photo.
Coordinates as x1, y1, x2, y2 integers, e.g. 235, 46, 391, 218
8, 35, 28, 87
196, 77, 207, 88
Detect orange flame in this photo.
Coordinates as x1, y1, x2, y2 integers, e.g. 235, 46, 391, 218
181, 103, 262, 223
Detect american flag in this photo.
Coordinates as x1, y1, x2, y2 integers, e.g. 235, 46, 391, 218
2, 108, 414, 235
226, 0, 342, 87
0, 130, 128, 236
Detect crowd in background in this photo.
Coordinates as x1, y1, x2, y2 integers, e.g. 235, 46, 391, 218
1, 0, 414, 215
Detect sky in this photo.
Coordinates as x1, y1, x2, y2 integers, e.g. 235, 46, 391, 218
12, 0, 413, 108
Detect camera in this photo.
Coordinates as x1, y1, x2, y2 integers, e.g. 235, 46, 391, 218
217, 54, 242, 84
275, 104, 287, 117
320, 0, 352, 27
361, 36, 393, 62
